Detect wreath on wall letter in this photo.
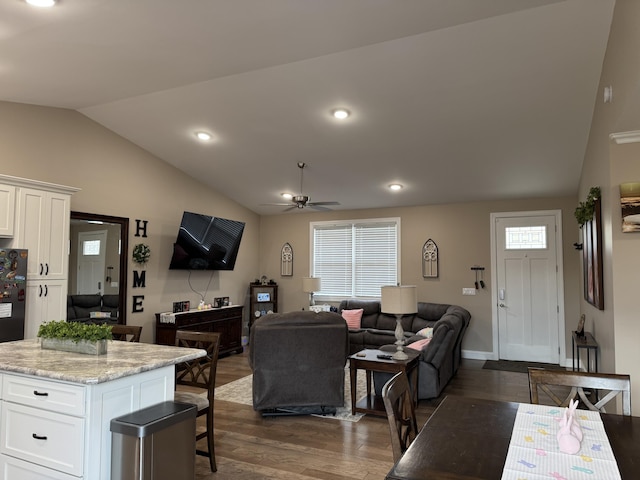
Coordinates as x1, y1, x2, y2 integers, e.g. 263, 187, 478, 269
574, 186, 601, 227
132, 243, 151, 264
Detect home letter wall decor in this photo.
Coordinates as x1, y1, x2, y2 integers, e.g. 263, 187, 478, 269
131, 219, 150, 313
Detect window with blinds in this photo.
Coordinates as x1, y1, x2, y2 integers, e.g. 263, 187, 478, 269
311, 218, 399, 299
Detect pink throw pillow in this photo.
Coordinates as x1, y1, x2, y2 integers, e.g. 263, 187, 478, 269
407, 337, 432, 351
341, 308, 364, 330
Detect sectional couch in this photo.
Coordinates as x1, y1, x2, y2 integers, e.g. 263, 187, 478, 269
339, 299, 471, 399
67, 294, 119, 324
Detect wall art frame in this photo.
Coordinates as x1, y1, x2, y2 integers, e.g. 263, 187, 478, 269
583, 196, 604, 310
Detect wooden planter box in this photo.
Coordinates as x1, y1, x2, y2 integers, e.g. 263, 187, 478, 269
41, 338, 108, 355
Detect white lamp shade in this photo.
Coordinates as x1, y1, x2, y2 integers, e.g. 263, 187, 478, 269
381, 285, 417, 314
302, 277, 321, 293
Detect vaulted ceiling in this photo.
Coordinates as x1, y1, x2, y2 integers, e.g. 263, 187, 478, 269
1, 0, 616, 214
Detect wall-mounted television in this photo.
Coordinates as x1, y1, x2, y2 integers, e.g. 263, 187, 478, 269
169, 211, 245, 270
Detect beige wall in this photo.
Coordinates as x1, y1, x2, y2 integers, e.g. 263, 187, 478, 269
260, 197, 580, 359
578, 0, 640, 406
0, 101, 260, 343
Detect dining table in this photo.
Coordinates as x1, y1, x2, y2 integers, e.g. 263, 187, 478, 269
385, 395, 640, 479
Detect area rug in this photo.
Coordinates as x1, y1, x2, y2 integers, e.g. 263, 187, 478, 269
482, 359, 568, 374
215, 369, 367, 422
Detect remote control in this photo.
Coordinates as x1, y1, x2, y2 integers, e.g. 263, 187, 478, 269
377, 354, 392, 360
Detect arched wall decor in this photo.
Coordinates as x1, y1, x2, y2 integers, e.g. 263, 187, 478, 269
281, 243, 293, 276
422, 239, 438, 278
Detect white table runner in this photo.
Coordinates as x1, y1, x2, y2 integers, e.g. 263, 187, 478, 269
501, 403, 622, 480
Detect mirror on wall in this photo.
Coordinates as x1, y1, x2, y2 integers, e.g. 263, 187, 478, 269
69, 212, 129, 325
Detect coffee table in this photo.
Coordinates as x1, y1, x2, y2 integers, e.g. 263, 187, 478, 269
348, 348, 420, 417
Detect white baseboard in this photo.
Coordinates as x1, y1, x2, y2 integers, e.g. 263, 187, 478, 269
461, 350, 496, 361
462, 350, 575, 368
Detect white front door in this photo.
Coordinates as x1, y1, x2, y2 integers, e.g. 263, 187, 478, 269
493, 212, 564, 363
77, 230, 107, 295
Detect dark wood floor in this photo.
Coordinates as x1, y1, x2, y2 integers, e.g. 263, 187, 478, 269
193, 352, 532, 479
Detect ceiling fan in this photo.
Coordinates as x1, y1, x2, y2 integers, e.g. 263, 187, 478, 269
262, 162, 340, 212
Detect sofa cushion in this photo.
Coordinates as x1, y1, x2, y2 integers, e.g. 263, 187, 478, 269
71, 294, 102, 320
407, 337, 432, 351
416, 327, 433, 338
341, 309, 364, 330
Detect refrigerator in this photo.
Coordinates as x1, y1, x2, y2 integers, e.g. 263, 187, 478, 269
0, 248, 28, 342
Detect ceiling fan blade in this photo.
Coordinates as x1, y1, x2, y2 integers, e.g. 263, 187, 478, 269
307, 201, 340, 206
308, 205, 332, 211
282, 205, 299, 212
260, 203, 295, 207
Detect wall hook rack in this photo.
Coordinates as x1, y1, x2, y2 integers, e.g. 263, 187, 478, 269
471, 266, 485, 289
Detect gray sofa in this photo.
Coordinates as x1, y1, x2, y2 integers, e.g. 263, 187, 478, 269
249, 310, 348, 415
339, 299, 470, 399
67, 294, 119, 324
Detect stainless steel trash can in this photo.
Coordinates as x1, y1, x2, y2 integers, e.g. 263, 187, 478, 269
110, 401, 196, 480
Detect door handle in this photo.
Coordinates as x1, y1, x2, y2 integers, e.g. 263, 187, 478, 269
499, 303, 506, 308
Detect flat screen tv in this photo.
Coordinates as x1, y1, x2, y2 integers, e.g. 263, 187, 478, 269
169, 211, 245, 270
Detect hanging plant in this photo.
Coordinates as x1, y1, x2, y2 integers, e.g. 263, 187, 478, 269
132, 243, 151, 264
574, 186, 601, 227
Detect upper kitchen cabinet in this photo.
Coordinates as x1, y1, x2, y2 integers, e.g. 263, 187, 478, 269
0, 175, 80, 280
0, 183, 16, 237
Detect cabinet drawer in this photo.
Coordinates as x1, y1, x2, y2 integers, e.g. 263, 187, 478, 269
1, 402, 84, 477
0, 453, 79, 480
2, 375, 85, 416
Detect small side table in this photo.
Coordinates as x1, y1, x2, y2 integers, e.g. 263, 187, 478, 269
572, 331, 599, 372
348, 348, 420, 417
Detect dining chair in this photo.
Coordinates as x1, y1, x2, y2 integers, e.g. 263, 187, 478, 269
173, 330, 221, 472
110, 324, 142, 342
528, 367, 631, 416
382, 371, 419, 463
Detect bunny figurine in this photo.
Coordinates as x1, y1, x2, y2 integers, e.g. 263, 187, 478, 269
567, 399, 583, 441
557, 399, 582, 454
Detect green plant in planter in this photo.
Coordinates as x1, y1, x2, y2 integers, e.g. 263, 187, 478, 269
38, 320, 113, 343
574, 186, 601, 227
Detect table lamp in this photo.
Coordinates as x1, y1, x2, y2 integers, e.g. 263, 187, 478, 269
381, 285, 417, 360
302, 277, 322, 306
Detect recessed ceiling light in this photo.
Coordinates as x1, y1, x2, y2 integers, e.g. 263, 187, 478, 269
281, 193, 293, 200
26, 0, 56, 6
332, 108, 350, 120
195, 131, 212, 141
389, 184, 403, 191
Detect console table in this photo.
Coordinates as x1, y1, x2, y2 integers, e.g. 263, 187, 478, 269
155, 305, 244, 355
572, 331, 599, 372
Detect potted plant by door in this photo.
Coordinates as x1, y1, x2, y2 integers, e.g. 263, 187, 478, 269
37, 320, 113, 355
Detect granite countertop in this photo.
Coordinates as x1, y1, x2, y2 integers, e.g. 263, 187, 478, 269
0, 339, 206, 384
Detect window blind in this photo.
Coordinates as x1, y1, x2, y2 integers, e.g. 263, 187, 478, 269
312, 219, 398, 299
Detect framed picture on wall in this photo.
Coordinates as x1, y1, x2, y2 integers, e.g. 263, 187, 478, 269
583, 197, 604, 310
620, 182, 640, 232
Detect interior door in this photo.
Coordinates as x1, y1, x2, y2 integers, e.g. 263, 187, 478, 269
495, 214, 560, 363
76, 230, 107, 295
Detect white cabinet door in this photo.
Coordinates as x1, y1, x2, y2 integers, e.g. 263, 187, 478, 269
41, 192, 71, 280
14, 188, 70, 281
1, 402, 84, 477
0, 454, 79, 480
0, 184, 16, 238
14, 188, 46, 278
24, 281, 67, 339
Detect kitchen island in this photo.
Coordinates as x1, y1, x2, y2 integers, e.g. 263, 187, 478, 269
0, 339, 205, 480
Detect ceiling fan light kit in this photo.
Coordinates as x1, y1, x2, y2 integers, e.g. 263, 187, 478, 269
262, 162, 340, 212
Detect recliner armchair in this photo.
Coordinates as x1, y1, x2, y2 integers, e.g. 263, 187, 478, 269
249, 310, 349, 415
